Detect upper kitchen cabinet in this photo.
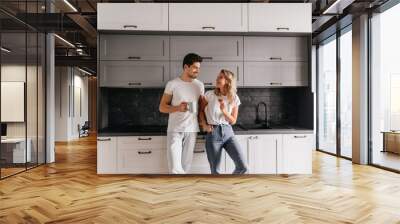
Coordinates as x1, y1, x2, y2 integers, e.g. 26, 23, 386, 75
169, 3, 248, 32
99, 35, 169, 61
100, 61, 168, 88
170, 61, 243, 87
170, 36, 243, 61
244, 36, 308, 62
244, 61, 308, 87
97, 3, 168, 31
248, 3, 312, 33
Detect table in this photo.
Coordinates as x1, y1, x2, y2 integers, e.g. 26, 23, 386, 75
382, 131, 400, 154
1, 138, 32, 164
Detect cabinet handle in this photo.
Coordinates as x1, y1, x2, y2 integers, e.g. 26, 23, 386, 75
194, 150, 205, 153
269, 57, 282, 60
97, 138, 111, 141
294, 135, 307, 138
128, 82, 142, 86
202, 56, 213, 60
269, 82, 282, 85
196, 135, 205, 140
123, 25, 138, 29
138, 151, 152, 155
276, 27, 290, 31
204, 82, 213, 86
128, 56, 141, 60
202, 26, 215, 30
138, 137, 152, 141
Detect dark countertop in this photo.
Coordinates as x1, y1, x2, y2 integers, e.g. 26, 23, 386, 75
98, 124, 314, 137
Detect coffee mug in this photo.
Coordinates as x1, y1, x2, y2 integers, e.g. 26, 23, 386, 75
186, 102, 197, 113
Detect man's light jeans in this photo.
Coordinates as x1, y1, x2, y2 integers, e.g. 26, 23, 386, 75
167, 132, 197, 174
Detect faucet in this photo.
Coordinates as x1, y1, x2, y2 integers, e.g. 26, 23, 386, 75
256, 102, 269, 127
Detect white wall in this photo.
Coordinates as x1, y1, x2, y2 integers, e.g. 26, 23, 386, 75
55, 66, 89, 141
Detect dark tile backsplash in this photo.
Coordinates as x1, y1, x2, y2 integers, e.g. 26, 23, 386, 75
101, 87, 313, 130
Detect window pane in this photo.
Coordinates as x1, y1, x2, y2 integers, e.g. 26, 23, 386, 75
340, 29, 352, 158
318, 37, 337, 154
371, 3, 400, 171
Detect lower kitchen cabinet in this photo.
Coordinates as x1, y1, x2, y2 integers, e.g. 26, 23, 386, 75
279, 134, 313, 174
248, 135, 281, 174
97, 137, 117, 174
96, 133, 313, 175
117, 136, 168, 174
189, 141, 211, 174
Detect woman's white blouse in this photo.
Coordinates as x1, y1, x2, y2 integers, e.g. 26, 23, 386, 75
204, 90, 241, 125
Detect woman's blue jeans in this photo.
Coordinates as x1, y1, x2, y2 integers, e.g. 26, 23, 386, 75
205, 124, 248, 174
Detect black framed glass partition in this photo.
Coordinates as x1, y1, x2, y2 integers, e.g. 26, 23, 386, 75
0, 1, 46, 179
370, 2, 400, 171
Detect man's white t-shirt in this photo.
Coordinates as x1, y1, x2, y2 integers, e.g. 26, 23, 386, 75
204, 90, 241, 125
164, 77, 204, 132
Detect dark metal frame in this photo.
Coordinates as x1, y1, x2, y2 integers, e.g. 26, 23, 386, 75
367, 0, 400, 172
315, 24, 353, 161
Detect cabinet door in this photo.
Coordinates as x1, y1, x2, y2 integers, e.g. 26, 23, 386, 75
117, 137, 168, 174
248, 135, 281, 174
170, 36, 243, 61
280, 134, 313, 174
170, 61, 243, 87
244, 36, 308, 62
169, 3, 248, 32
189, 141, 211, 174
97, 3, 168, 31
99, 35, 168, 61
224, 135, 249, 174
97, 137, 117, 174
244, 62, 308, 87
100, 61, 168, 87
248, 3, 311, 33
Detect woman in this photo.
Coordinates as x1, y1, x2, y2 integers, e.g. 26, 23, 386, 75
199, 69, 248, 174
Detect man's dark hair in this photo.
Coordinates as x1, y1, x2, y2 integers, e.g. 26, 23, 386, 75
182, 53, 202, 68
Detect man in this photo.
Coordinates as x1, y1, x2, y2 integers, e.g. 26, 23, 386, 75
159, 53, 204, 174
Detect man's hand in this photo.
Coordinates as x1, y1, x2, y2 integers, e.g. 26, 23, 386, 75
202, 124, 214, 133
178, 102, 188, 112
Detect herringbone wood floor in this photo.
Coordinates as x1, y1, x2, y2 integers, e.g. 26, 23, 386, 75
1, 135, 400, 224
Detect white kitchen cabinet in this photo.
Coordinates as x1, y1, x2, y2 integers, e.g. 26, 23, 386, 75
244, 36, 308, 62
169, 3, 248, 32
279, 134, 313, 174
117, 136, 168, 174
170, 61, 243, 87
244, 61, 308, 87
224, 135, 250, 174
100, 61, 168, 87
97, 137, 117, 174
189, 140, 211, 174
99, 35, 169, 61
248, 135, 281, 174
170, 36, 243, 61
248, 3, 312, 33
97, 3, 168, 31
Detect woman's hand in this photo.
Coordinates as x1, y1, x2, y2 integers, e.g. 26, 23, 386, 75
219, 99, 228, 115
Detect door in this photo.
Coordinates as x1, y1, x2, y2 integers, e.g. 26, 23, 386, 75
170, 61, 243, 87
170, 36, 243, 61
244, 62, 308, 87
248, 3, 311, 33
189, 141, 211, 174
97, 137, 117, 174
280, 134, 313, 174
248, 135, 280, 174
97, 3, 168, 31
244, 36, 308, 62
169, 3, 248, 32
100, 61, 168, 87
99, 35, 169, 61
